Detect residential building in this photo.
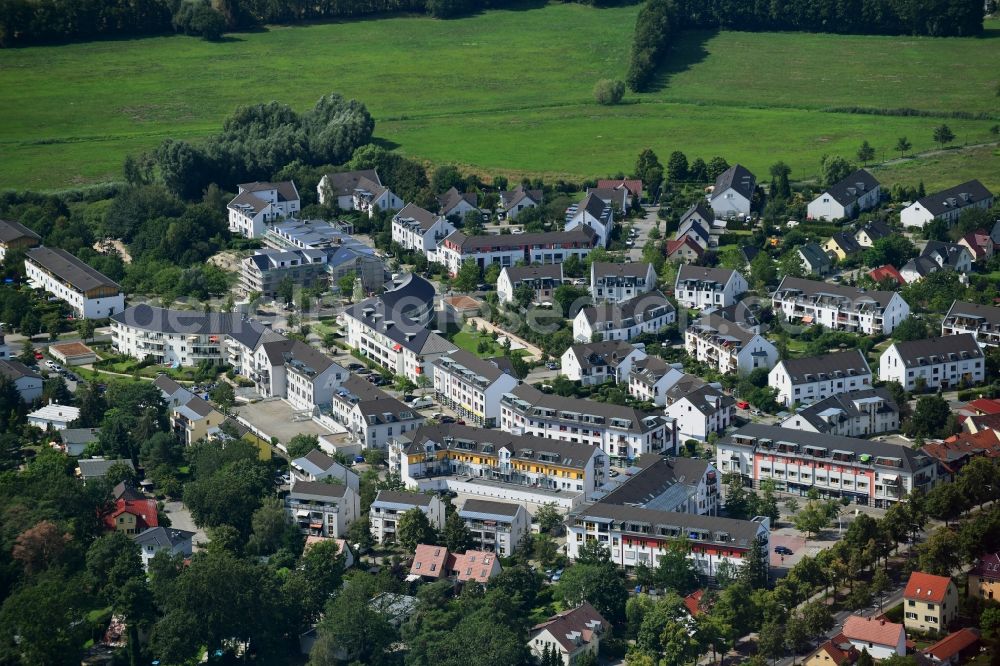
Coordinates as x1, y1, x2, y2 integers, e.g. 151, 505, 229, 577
675, 217, 711, 250
573, 290, 675, 342
677, 203, 714, 242
497, 264, 563, 305
304, 535, 354, 570
958, 229, 994, 262
285, 479, 360, 538
841, 615, 906, 659
290, 449, 360, 490
901, 179, 994, 228
900, 255, 945, 283
922, 628, 981, 665
717, 424, 938, 507
824, 231, 864, 261
133, 527, 195, 570
587, 186, 630, 214
779, 388, 899, 437
596, 178, 643, 201
967, 551, 1000, 601
869, 264, 905, 286
227, 181, 300, 238
739, 245, 761, 266
409, 544, 452, 580
807, 169, 881, 221
330, 375, 424, 449
369, 592, 420, 628
459, 499, 530, 556
432, 349, 519, 428
599, 454, 721, 516
903, 572, 959, 634
627, 356, 685, 407
769, 349, 873, 408
438, 187, 480, 220
772, 276, 911, 334
560, 340, 646, 386
28, 403, 80, 431
435, 227, 597, 276
565, 193, 614, 247
528, 603, 607, 666
317, 169, 402, 217
674, 265, 747, 309
665, 381, 735, 443
922, 430, 1000, 481
369, 490, 446, 544
565, 502, 770, 577
498, 185, 543, 221
684, 307, 778, 375
408, 544, 502, 583
915, 240, 974, 275
170, 393, 225, 445
709, 164, 756, 218
942, 301, 1000, 347
77, 457, 135, 484
274, 340, 347, 411
664, 236, 705, 263
391, 203, 455, 255
0, 359, 42, 402
591, 262, 656, 304
264, 217, 355, 249
797, 242, 833, 276
0, 218, 40, 260
58, 427, 100, 456
500, 383, 676, 461
239, 246, 384, 299
855, 219, 893, 248
24, 246, 124, 319
804, 637, 858, 666
879, 334, 985, 391
102, 495, 159, 535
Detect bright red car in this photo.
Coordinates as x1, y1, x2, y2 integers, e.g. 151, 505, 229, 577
736, 401, 750, 410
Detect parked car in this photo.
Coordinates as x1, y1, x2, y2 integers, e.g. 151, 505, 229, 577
347, 363, 364, 371
774, 546, 793, 556
439, 416, 456, 424
408, 397, 434, 409
545, 362, 559, 370
736, 400, 750, 410
33, 351, 43, 360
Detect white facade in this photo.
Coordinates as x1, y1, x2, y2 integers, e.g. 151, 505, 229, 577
226, 182, 300, 239
590, 262, 656, 304
459, 500, 531, 556
285, 360, 347, 412
565, 195, 614, 248
28, 404, 80, 431
772, 277, 911, 335
369, 491, 446, 545
627, 360, 685, 407
435, 230, 596, 277
390, 205, 455, 255
674, 267, 748, 310
900, 180, 994, 229
666, 389, 735, 443
285, 481, 360, 539
24, 248, 124, 320
559, 342, 646, 386
683, 315, 778, 376
879, 335, 985, 392
573, 293, 676, 343
768, 352, 873, 408
779, 390, 899, 438
433, 351, 519, 428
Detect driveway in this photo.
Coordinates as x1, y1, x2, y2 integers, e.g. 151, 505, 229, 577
163, 500, 209, 551
626, 205, 660, 261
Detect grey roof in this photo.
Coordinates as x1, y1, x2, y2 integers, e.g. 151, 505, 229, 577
0, 359, 40, 381
677, 218, 710, 244
858, 219, 892, 242
0, 219, 41, 244
300, 448, 337, 471
26, 246, 121, 292
393, 203, 443, 232
443, 226, 597, 253
592, 262, 653, 281
133, 526, 195, 549
944, 300, 1000, 331
888, 334, 983, 367
915, 179, 993, 217
499, 185, 543, 211
566, 193, 612, 226
740, 245, 761, 264
77, 457, 135, 480
776, 349, 870, 383
581, 290, 674, 327
599, 456, 711, 510
676, 265, 741, 288
586, 187, 628, 210
722, 423, 933, 473
290, 480, 349, 499
687, 311, 758, 347
373, 490, 434, 508
111, 306, 268, 347
345, 290, 456, 357
679, 203, 714, 226
460, 498, 524, 518
773, 276, 900, 309
322, 169, 381, 197
433, 349, 512, 384
502, 264, 563, 285
570, 502, 763, 546
504, 383, 668, 435
829, 231, 863, 255
333, 376, 420, 423
711, 164, 756, 201
237, 180, 298, 203
282, 340, 341, 377
175, 395, 216, 420
922, 241, 971, 269
668, 382, 734, 414
60, 427, 101, 446
785, 388, 898, 432
438, 187, 479, 214
629, 355, 675, 385
567, 340, 639, 370
333, 374, 391, 404
228, 190, 271, 215
822, 169, 880, 207
901, 256, 940, 278
798, 242, 832, 270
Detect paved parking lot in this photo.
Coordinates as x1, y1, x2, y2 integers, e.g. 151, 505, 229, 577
163, 500, 208, 551
769, 531, 808, 568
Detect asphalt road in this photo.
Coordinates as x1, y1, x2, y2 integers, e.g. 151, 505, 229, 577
627, 205, 661, 261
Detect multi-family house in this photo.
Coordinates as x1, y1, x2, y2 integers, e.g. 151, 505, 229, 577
627, 356, 685, 407
904, 572, 959, 634
879, 334, 985, 391
709, 164, 756, 218
842, 616, 906, 659
769, 349, 873, 407
902, 241, 974, 283
779, 388, 899, 437
317, 169, 402, 217
133, 527, 195, 570
285, 479, 360, 538
677, 203, 714, 244
573, 290, 675, 342
901, 179, 994, 228
600, 455, 721, 516
772, 276, 911, 334
438, 187, 480, 220
497, 264, 563, 305
498, 185, 543, 221
0, 359, 42, 403
528, 603, 608, 666
459, 499, 530, 556
290, 448, 360, 490
227, 181, 300, 238
968, 551, 1000, 601
281, 340, 348, 411
665, 381, 735, 443
409, 544, 502, 583
587, 186, 630, 214
797, 242, 833, 276
590, 261, 656, 304
717, 424, 938, 507
240, 246, 384, 299
170, 394, 224, 445
560, 340, 646, 386
565, 193, 614, 247
0, 218, 40, 261
432, 349, 519, 428
369, 490, 446, 544
807, 169, 881, 221
855, 219, 893, 248
823, 231, 864, 261
664, 236, 705, 263
958, 229, 994, 262
674, 265, 747, 309
500, 383, 676, 461
435, 227, 598, 276
330, 375, 424, 449
684, 307, 778, 375
391, 203, 456, 256
25, 246, 124, 319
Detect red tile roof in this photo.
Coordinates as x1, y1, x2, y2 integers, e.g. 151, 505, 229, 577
452, 549, 500, 583
868, 265, 904, 285
410, 544, 450, 579
904, 572, 954, 604
967, 398, 1000, 416
665, 237, 705, 258
813, 636, 858, 665
842, 615, 905, 647
683, 589, 704, 617
596, 179, 643, 198
923, 628, 980, 661
101, 497, 159, 532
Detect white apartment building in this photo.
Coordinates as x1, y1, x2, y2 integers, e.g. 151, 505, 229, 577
665, 381, 735, 443
627, 356, 685, 407
497, 264, 563, 305
684, 310, 778, 375
285, 480, 360, 538
900, 179, 994, 228
459, 499, 530, 556
330, 375, 425, 450
573, 291, 675, 342
565, 193, 614, 248
941, 300, 1000, 347
560, 340, 646, 386
779, 388, 900, 438
435, 227, 598, 277
317, 169, 402, 217
600, 455, 721, 516
280, 340, 348, 411
768, 349, 872, 408
227, 181, 300, 238
369, 490, 446, 545
806, 169, 881, 221
590, 262, 656, 304
25, 247, 124, 319
432, 349, 519, 428
879, 334, 985, 392
290, 449, 360, 490
709, 164, 756, 218
391, 203, 455, 256
674, 265, 748, 310
772, 276, 911, 335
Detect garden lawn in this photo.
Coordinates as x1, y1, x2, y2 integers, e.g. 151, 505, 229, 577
452, 324, 527, 359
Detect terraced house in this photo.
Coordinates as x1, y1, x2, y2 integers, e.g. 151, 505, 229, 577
772, 276, 910, 335
573, 290, 675, 342
941, 300, 1000, 347
435, 227, 597, 276
25, 246, 124, 319
0, 218, 40, 261
879, 334, 985, 392
432, 350, 518, 428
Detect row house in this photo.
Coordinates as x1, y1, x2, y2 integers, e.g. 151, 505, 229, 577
684, 308, 778, 375
590, 261, 656, 304
435, 227, 598, 277
285, 479, 360, 539
627, 356, 685, 407
497, 264, 563, 305
369, 490, 446, 545
227, 181, 300, 238
674, 265, 748, 310
665, 380, 735, 443
560, 340, 646, 386
432, 349, 518, 428
500, 383, 676, 462
0, 218, 40, 261
779, 388, 900, 438
25, 246, 124, 319
717, 424, 938, 507
459, 499, 530, 556
600, 455, 721, 516
573, 290, 675, 342
330, 375, 424, 449
806, 168, 881, 221
959, 229, 994, 262
409, 544, 502, 584
771, 276, 910, 335
768, 349, 872, 408
901, 179, 994, 228
942, 300, 1000, 347
565, 193, 614, 247
390, 203, 455, 255
879, 334, 985, 392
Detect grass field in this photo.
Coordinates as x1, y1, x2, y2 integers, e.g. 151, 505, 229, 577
1, 5, 998, 191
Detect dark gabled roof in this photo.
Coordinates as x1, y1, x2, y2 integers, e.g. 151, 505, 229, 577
669, 382, 734, 414
290, 480, 348, 499
599, 455, 711, 509
773, 276, 900, 309
786, 387, 898, 431
499, 184, 543, 211
300, 448, 337, 471
922, 240, 972, 269
373, 490, 434, 508
111, 305, 268, 345
901, 255, 940, 278
133, 526, 195, 549
676, 218, 710, 243
321, 169, 381, 197
798, 242, 832, 269
829, 231, 862, 255
587, 187, 628, 210
0, 359, 40, 381
570, 502, 764, 545
889, 334, 983, 367
460, 499, 524, 518
592, 261, 652, 281
433, 349, 512, 384
237, 180, 299, 203
944, 300, 1000, 329
531, 602, 607, 654
740, 245, 761, 263
858, 219, 892, 242
581, 290, 674, 327
26, 246, 121, 292
711, 164, 756, 201
506, 383, 668, 435
502, 264, 563, 284
822, 169, 880, 207
567, 340, 639, 370
438, 187, 479, 214
679, 203, 714, 226
393, 203, 443, 232
676, 265, 741, 288
61, 427, 101, 446
915, 179, 993, 217
282, 339, 340, 377
776, 349, 871, 383
77, 457, 135, 479
443, 227, 598, 253
0, 219, 41, 244
687, 311, 759, 347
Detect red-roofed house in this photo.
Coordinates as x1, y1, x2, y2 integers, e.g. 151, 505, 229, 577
869, 265, 905, 286
596, 179, 643, 200
965, 412, 1000, 436
904, 572, 958, 634
968, 551, 1000, 601
528, 602, 608, 666
683, 589, 704, 617
805, 635, 858, 666
409, 544, 450, 580
958, 230, 994, 262
304, 535, 354, 569
665, 236, 705, 263
966, 398, 1000, 416
452, 549, 501, 584
102, 497, 159, 535
922, 628, 980, 664
842, 615, 906, 659
922, 430, 1000, 478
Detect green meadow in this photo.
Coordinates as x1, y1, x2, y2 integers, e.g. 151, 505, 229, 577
0, 4, 997, 191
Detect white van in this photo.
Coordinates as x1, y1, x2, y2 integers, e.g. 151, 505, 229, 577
409, 397, 434, 409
